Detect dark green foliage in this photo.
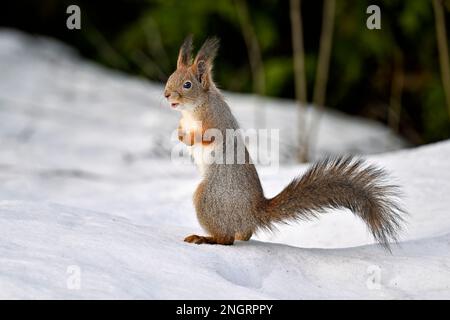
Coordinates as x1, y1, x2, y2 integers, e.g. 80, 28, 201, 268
2, 0, 450, 144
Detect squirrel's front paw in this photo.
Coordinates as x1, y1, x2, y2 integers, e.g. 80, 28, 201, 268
178, 130, 196, 146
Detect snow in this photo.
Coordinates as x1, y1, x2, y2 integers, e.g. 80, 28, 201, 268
1, 29, 449, 299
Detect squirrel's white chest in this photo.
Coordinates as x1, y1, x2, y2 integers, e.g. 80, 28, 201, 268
180, 111, 215, 175
189, 143, 215, 176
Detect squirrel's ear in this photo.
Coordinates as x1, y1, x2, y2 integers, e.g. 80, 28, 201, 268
177, 35, 193, 69
193, 37, 220, 89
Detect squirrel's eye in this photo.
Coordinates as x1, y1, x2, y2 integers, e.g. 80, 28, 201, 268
183, 81, 192, 89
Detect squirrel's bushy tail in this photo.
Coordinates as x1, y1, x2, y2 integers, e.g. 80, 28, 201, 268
260, 156, 405, 250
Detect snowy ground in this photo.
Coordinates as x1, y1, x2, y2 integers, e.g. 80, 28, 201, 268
1, 29, 449, 299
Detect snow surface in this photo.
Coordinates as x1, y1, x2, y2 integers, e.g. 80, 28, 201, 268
1, 29, 449, 299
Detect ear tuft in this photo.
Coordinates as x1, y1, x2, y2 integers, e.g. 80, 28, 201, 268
195, 37, 220, 65
193, 37, 220, 89
177, 34, 194, 68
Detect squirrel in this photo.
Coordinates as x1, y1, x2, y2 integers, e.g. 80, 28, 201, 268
164, 36, 405, 250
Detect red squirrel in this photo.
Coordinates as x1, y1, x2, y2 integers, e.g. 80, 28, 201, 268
164, 36, 404, 249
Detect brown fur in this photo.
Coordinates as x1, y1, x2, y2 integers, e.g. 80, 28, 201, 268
262, 157, 405, 250
165, 37, 405, 250
178, 120, 216, 146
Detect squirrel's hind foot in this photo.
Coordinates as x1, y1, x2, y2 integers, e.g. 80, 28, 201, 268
235, 231, 253, 241
184, 234, 234, 245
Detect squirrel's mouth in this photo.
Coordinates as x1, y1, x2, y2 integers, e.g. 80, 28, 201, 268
170, 102, 179, 108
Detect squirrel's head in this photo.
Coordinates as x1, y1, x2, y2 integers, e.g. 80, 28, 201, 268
164, 35, 219, 111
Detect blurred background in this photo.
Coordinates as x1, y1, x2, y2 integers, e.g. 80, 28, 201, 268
2, 0, 450, 161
